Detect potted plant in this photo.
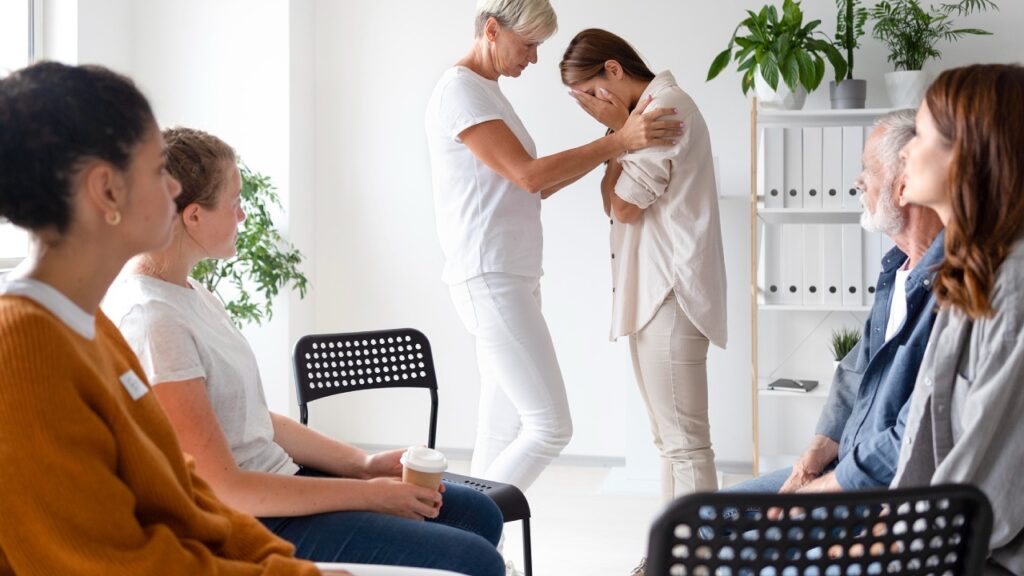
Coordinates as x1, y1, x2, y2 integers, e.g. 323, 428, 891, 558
191, 163, 309, 327
707, 0, 848, 110
870, 0, 998, 108
829, 326, 861, 371
830, 0, 870, 108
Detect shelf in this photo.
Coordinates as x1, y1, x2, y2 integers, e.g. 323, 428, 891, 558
758, 304, 871, 313
757, 206, 863, 225
757, 107, 897, 127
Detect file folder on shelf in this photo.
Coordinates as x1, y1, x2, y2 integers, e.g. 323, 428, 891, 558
784, 127, 803, 209
822, 126, 844, 209
762, 127, 784, 208
779, 224, 804, 305
823, 225, 844, 306
842, 224, 864, 307
803, 224, 825, 306
842, 126, 864, 209
802, 127, 823, 209
762, 223, 783, 304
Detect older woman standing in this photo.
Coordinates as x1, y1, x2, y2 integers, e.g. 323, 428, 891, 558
893, 64, 1024, 575
425, 0, 681, 490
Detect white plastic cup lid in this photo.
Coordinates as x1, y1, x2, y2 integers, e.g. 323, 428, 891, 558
400, 446, 448, 473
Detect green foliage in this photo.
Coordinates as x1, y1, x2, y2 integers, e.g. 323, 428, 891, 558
870, 0, 998, 71
835, 0, 869, 79
707, 0, 848, 95
190, 163, 308, 327
829, 326, 862, 361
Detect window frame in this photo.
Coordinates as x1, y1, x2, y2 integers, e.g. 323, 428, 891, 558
0, 0, 42, 272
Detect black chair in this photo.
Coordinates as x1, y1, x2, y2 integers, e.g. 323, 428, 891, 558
647, 484, 993, 576
293, 328, 533, 576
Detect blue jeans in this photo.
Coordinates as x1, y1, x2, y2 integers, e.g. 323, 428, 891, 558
722, 466, 793, 493
260, 469, 504, 576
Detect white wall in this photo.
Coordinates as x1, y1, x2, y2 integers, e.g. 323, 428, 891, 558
65, 0, 315, 415
62, 0, 1024, 478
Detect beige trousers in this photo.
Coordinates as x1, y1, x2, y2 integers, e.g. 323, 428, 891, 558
629, 296, 718, 502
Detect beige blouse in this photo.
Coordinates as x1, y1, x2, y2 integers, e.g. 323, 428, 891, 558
609, 71, 727, 348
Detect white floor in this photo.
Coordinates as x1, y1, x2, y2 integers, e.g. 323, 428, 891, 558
448, 460, 753, 576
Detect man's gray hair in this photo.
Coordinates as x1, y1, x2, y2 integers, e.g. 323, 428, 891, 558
873, 109, 917, 184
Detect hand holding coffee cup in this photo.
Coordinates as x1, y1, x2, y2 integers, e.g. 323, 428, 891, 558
400, 446, 447, 506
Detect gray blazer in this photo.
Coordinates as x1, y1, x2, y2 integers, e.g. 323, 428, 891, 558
893, 237, 1024, 576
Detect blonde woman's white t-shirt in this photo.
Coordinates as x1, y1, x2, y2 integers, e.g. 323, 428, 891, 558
425, 66, 542, 285
103, 274, 298, 476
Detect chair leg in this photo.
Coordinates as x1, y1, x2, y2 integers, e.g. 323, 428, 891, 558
521, 518, 532, 576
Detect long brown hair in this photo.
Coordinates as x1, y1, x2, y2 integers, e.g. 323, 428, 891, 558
928, 64, 1024, 318
559, 28, 655, 87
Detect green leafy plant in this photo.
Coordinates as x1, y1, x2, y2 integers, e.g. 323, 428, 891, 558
191, 163, 308, 327
870, 0, 998, 71
836, 0, 870, 79
707, 0, 848, 95
829, 326, 862, 361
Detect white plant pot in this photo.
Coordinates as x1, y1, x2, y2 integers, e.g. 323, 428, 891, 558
885, 70, 931, 109
755, 72, 807, 110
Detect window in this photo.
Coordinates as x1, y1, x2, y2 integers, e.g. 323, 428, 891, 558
0, 1, 38, 270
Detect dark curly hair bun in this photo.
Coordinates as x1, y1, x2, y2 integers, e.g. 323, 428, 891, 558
0, 62, 155, 233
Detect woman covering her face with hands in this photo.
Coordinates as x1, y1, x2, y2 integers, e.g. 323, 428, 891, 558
560, 28, 728, 503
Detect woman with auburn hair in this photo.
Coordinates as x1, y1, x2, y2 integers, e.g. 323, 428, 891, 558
103, 126, 505, 576
893, 63, 1024, 574
559, 29, 727, 575
425, 0, 682, 493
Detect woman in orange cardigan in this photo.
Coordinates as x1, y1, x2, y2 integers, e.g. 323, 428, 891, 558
0, 61, 342, 576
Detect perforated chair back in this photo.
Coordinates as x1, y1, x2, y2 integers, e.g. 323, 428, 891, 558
647, 484, 993, 576
292, 328, 439, 446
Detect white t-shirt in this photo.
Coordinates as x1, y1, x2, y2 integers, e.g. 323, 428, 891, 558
103, 274, 298, 476
884, 265, 912, 341
425, 66, 542, 285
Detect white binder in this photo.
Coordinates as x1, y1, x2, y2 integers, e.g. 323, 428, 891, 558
823, 225, 844, 306
762, 127, 784, 208
780, 224, 804, 304
802, 127, 823, 209
842, 126, 864, 209
822, 126, 844, 209
803, 224, 825, 305
863, 231, 883, 306
784, 127, 803, 209
842, 224, 864, 307
762, 224, 783, 304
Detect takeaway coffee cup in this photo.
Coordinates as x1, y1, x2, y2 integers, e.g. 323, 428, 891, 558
400, 446, 448, 498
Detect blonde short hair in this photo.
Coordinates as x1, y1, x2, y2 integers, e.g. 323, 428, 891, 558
474, 0, 557, 43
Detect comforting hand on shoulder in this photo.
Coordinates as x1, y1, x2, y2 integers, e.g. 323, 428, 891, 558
615, 95, 683, 152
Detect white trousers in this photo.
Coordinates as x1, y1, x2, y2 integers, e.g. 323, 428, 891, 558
449, 273, 572, 491
629, 296, 718, 502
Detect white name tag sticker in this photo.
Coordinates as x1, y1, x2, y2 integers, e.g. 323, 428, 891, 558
119, 370, 149, 401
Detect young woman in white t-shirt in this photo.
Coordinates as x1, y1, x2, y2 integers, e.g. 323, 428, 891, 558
104, 128, 505, 576
559, 29, 728, 502
424, 0, 683, 492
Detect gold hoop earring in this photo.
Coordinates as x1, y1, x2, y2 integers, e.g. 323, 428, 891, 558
105, 210, 122, 226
